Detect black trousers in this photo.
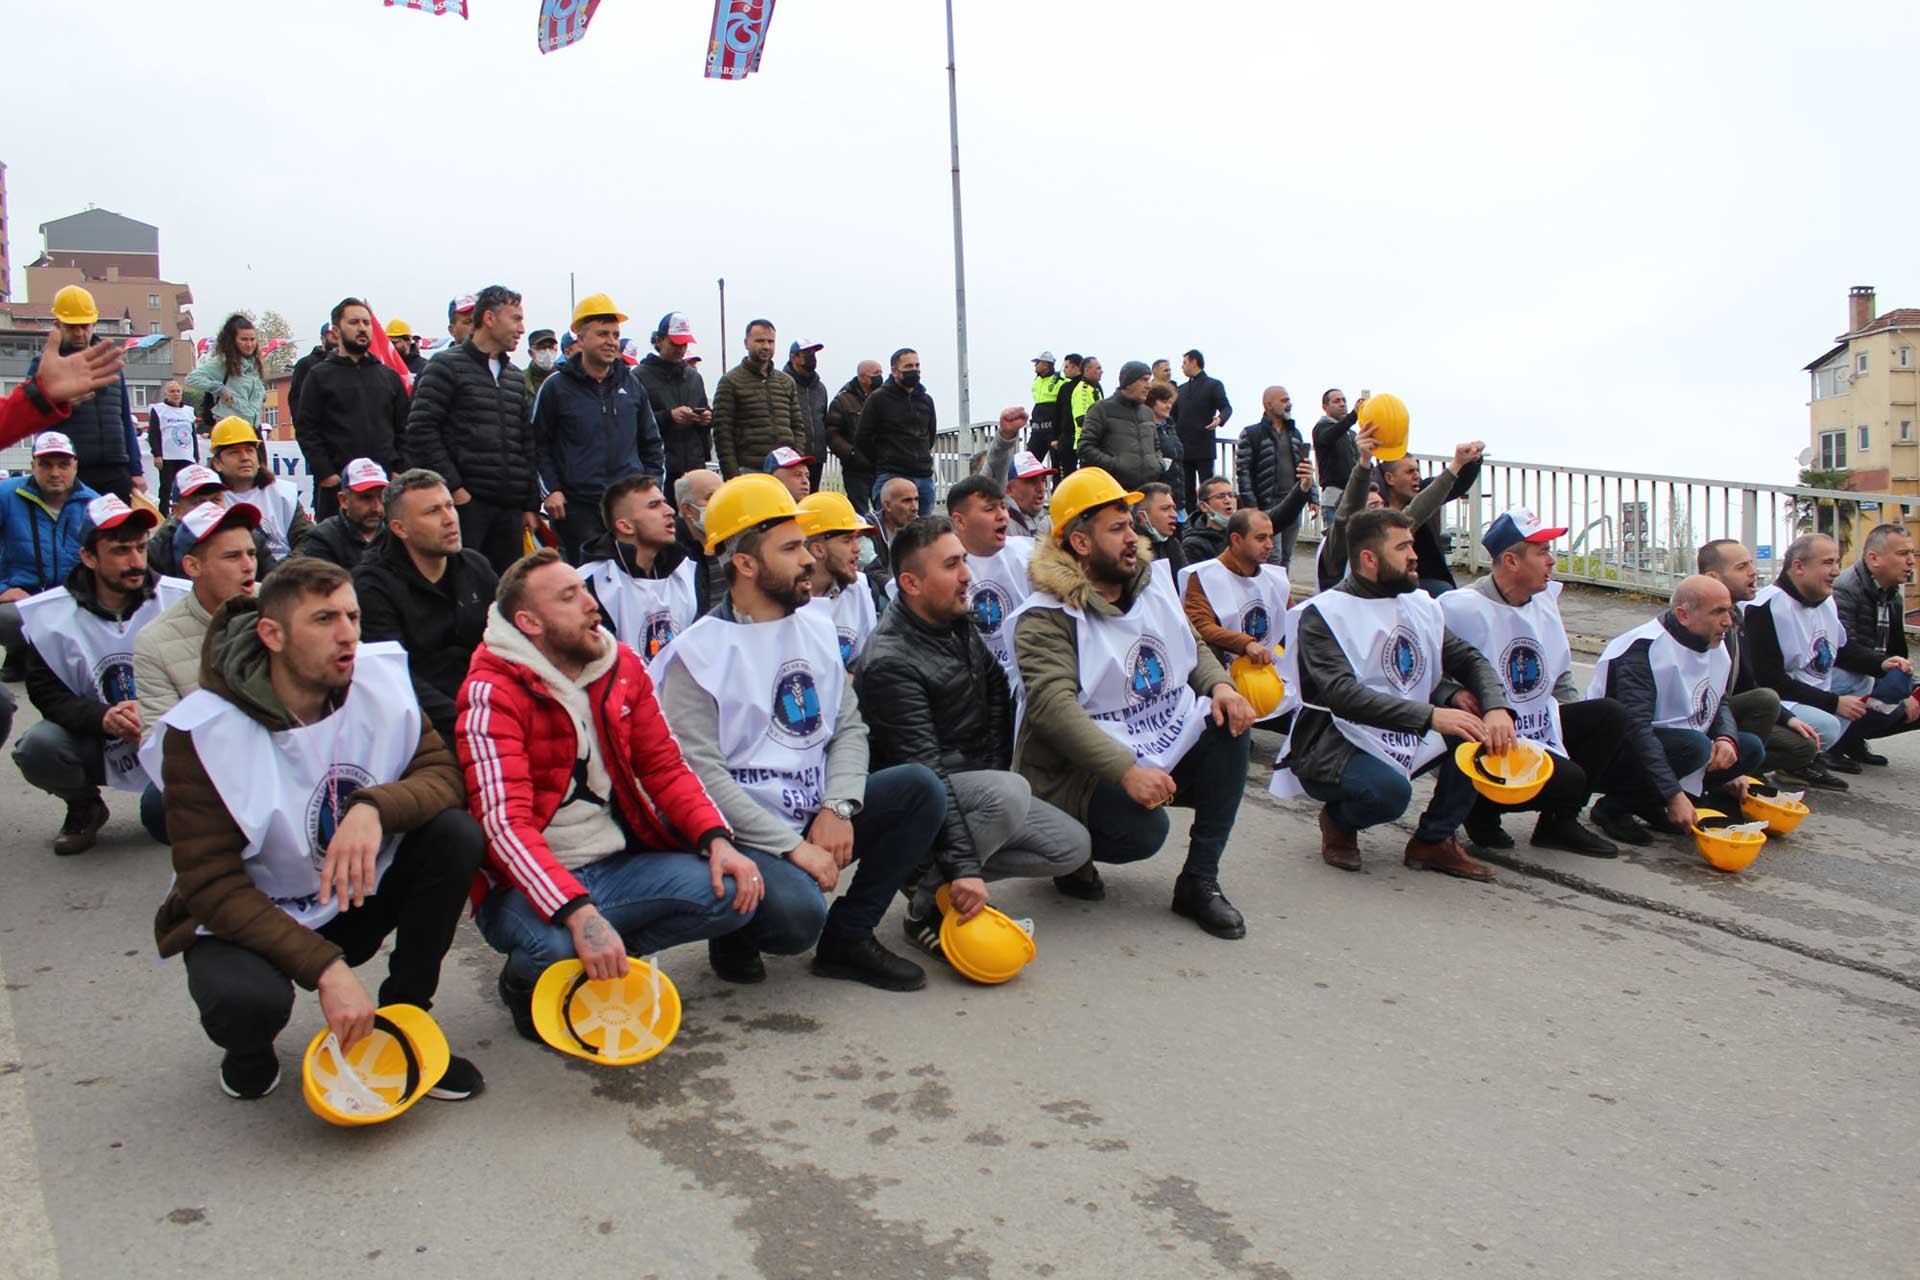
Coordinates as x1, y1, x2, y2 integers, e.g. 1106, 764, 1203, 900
311, 481, 340, 524
458, 496, 530, 575
77, 463, 132, 502
1471, 696, 1634, 826
180, 810, 486, 1054
156, 460, 190, 517
553, 500, 606, 565
1178, 456, 1213, 514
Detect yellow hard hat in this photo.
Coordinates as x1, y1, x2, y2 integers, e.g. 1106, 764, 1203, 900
935, 884, 1036, 985
209, 417, 261, 451
570, 292, 630, 330
1228, 654, 1285, 718
1737, 779, 1809, 836
531, 958, 682, 1066
384, 318, 414, 338
796, 491, 874, 538
703, 473, 800, 554
301, 1004, 449, 1127
51, 285, 100, 326
1690, 808, 1766, 873
1360, 392, 1410, 462
1453, 739, 1554, 807
1048, 467, 1144, 540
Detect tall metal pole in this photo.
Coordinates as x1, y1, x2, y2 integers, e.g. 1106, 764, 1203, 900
569, 272, 576, 317
945, 0, 972, 427
718, 278, 729, 372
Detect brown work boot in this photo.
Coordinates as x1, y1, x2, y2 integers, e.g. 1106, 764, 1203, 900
1318, 807, 1362, 871
1403, 834, 1495, 882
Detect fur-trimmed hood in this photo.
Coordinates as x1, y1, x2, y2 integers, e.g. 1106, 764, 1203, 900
1025, 534, 1155, 616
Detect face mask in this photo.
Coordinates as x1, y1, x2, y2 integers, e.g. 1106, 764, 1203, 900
533, 350, 557, 370
899, 370, 922, 388
1208, 508, 1231, 529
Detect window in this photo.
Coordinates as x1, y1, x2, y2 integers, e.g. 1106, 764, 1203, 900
131, 385, 149, 408
149, 321, 162, 335
147, 293, 160, 309
1900, 346, 1914, 369
261, 404, 278, 430
1857, 352, 1870, 375
1813, 364, 1850, 399
1820, 429, 1848, 469
1902, 420, 1914, 442
1859, 425, 1871, 451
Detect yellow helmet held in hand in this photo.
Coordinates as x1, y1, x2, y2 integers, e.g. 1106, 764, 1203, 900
384, 318, 414, 338
51, 285, 100, 326
1360, 392, 1410, 462
935, 884, 1036, 985
1049, 467, 1144, 540
1738, 778, 1809, 835
301, 1004, 449, 1127
532, 957, 682, 1066
1454, 739, 1553, 806
209, 417, 261, 451
702, 473, 800, 554
797, 491, 874, 538
1690, 808, 1767, 873
1228, 654, 1285, 718
570, 292, 630, 330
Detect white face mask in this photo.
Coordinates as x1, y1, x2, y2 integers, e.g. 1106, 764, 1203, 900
532, 349, 557, 370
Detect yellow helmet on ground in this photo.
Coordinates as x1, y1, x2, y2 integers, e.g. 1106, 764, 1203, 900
1228, 654, 1285, 717
703, 473, 800, 554
1453, 739, 1553, 806
301, 1004, 449, 1127
1738, 778, 1809, 835
570, 292, 630, 330
1360, 392, 1410, 462
384, 318, 414, 338
209, 417, 261, 451
797, 491, 874, 538
51, 285, 100, 326
1049, 467, 1144, 540
532, 958, 682, 1066
1690, 808, 1767, 873
935, 884, 1036, 984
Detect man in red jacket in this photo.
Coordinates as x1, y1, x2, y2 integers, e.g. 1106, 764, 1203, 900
456, 547, 764, 1040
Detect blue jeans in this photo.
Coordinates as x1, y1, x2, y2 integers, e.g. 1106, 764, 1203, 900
735, 763, 946, 953
1300, 741, 1479, 845
1829, 667, 1916, 746
477, 845, 753, 986
1081, 720, 1252, 880
1780, 702, 1845, 754
141, 783, 168, 844
873, 474, 936, 517
1608, 727, 1764, 810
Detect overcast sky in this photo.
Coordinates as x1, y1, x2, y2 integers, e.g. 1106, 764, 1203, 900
9, 0, 1918, 482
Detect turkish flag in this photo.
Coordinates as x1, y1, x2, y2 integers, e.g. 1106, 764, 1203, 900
366, 309, 414, 395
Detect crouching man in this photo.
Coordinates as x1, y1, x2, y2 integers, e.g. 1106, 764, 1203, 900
457, 549, 763, 1040
147, 559, 487, 1102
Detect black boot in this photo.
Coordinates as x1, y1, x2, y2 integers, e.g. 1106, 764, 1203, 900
708, 932, 768, 985
1531, 812, 1619, 858
1838, 738, 1889, 767
1053, 861, 1106, 901
1589, 798, 1652, 847
496, 963, 540, 1043
1170, 874, 1246, 939
1464, 812, 1514, 850
811, 931, 927, 992
1818, 750, 1862, 776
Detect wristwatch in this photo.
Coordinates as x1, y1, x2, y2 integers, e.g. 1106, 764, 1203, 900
825, 800, 856, 821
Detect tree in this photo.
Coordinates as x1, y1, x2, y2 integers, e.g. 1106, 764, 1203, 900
1795, 465, 1860, 558
255, 309, 297, 376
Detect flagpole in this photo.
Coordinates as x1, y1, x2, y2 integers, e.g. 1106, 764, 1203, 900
718, 278, 729, 372
945, 0, 971, 427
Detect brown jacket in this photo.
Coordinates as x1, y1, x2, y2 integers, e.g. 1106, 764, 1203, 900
1182, 545, 1265, 663
152, 596, 467, 988
1012, 538, 1228, 822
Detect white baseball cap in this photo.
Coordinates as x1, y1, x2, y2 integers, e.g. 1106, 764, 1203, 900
31, 431, 75, 458
1010, 450, 1057, 479
1032, 351, 1056, 364
173, 464, 225, 498
343, 457, 390, 492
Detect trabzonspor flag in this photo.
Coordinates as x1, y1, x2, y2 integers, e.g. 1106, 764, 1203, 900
537, 0, 600, 52
385, 0, 468, 16
705, 0, 777, 80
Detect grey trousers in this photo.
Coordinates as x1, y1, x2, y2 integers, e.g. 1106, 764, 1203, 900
12, 720, 105, 801
910, 769, 1091, 914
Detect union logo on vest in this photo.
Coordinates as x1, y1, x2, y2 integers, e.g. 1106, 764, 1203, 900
1242, 603, 1271, 644
1689, 677, 1716, 728
768, 660, 829, 747
970, 581, 1013, 636
92, 654, 137, 706
1810, 632, 1834, 677
1382, 626, 1426, 693
1125, 637, 1171, 707
307, 764, 377, 864
835, 628, 857, 669
1500, 638, 1548, 699
644, 609, 678, 661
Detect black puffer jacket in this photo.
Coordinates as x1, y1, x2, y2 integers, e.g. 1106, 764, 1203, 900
26, 339, 133, 468
853, 377, 937, 479
633, 353, 712, 480
853, 596, 1011, 881
352, 533, 498, 743
403, 341, 538, 509
825, 377, 871, 470
1833, 557, 1909, 671
298, 514, 379, 572
788, 362, 830, 461
1235, 415, 1308, 513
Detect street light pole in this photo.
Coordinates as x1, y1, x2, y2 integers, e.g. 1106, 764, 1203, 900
945, 0, 971, 427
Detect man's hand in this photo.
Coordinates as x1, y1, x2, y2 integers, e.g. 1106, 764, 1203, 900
1354, 423, 1377, 464
948, 877, 989, 923
1294, 459, 1315, 492
130, 475, 149, 495
1432, 707, 1487, 741
1727, 774, 1752, 802
1449, 689, 1483, 717
450, 486, 471, 505
317, 959, 376, 1050
807, 809, 855, 868
696, 408, 712, 425
1242, 640, 1276, 667
788, 841, 841, 891
708, 839, 763, 915
101, 700, 142, 742
670, 405, 697, 425
1884, 656, 1913, 674
29, 328, 125, 404
998, 406, 1028, 439
1121, 764, 1178, 808
1451, 440, 1486, 470
0, 587, 27, 604
1836, 695, 1868, 722
1787, 716, 1821, 744
1666, 792, 1697, 830
566, 905, 630, 981
522, 511, 541, 532
318, 474, 341, 489
317, 802, 384, 909
1707, 737, 1738, 773
1482, 708, 1517, 756
1209, 684, 1256, 735
543, 491, 567, 520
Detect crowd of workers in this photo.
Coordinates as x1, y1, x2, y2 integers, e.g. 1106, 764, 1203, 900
0, 281, 1914, 1107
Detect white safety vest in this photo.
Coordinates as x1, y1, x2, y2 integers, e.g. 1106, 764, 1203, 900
17, 577, 190, 791
964, 537, 1034, 681
1749, 584, 1846, 693
152, 404, 198, 462
803, 581, 878, 670
1008, 564, 1212, 771
1438, 581, 1570, 755
1178, 557, 1291, 650
225, 484, 300, 559
138, 644, 420, 932
1587, 618, 1732, 794
1270, 588, 1447, 798
658, 608, 845, 837
581, 553, 699, 668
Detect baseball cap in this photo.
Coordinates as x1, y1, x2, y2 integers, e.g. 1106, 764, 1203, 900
789, 338, 824, 355
174, 499, 260, 561
529, 328, 558, 348
173, 464, 225, 499
342, 458, 390, 492
319, 322, 334, 338
82, 493, 159, 544
763, 447, 814, 472
654, 312, 697, 345
1009, 449, 1057, 480
31, 431, 76, 459
1032, 350, 1056, 364
1482, 506, 1569, 557
448, 294, 476, 322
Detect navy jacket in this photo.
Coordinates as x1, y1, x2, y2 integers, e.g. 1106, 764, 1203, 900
531, 357, 665, 508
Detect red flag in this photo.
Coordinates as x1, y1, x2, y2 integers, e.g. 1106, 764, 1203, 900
706, 0, 776, 80
384, 0, 468, 16
537, 0, 600, 52
366, 309, 415, 395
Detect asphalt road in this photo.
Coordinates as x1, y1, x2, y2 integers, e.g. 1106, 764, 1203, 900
2, 649, 1917, 1279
